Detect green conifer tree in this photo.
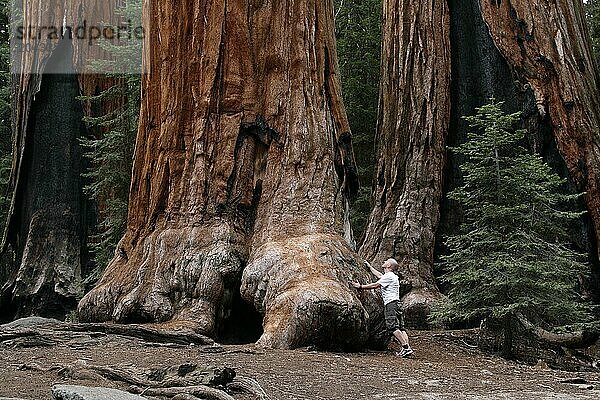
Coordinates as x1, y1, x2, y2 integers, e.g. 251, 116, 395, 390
432, 100, 591, 355
335, 0, 381, 241
585, 0, 600, 66
0, 0, 12, 230
79, 0, 141, 281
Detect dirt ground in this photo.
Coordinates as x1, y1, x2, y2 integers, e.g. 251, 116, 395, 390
1, 330, 600, 400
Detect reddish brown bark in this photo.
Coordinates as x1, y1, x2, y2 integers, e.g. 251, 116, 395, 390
79, 0, 255, 334
359, 0, 451, 326
239, 0, 377, 349
79, 0, 383, 349
479, 0, 600, 260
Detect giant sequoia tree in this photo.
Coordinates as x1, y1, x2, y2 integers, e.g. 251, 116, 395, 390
79, 0, 385, 350
0, 0, 115, 319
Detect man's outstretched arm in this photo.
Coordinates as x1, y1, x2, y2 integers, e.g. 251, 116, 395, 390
365, 261, 382, 278
351, 281, 381, 290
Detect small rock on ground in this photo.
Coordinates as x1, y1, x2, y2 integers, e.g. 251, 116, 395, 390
52, 385, 147, 400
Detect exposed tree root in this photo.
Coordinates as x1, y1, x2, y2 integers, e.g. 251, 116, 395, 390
59, 361, 235, 388
171, 394, 203, 400
129, 385, 235, 400
37, 358, 265, 400
514, 314, 599, 349
64, 322, 214, 345
227, 376, 270, 400
479, 315, 600, 371
0, 318, 213, 348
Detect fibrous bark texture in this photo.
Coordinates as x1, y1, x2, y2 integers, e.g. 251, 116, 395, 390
478, 0, 600, 261
79, 0, 383, 349
1, 0, 114, 319
359, 0, 451, 327
239, 0, 380, 350
79, 0, 259, 336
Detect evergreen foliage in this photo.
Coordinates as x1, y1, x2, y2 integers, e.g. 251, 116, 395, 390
432, 101, 591, 330
0, 0, 12, 233
585, 0, 600, 66
334, 0, 381, 242
79, 0, 141, 280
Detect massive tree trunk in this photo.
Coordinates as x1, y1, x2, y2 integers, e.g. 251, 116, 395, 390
79, 0, 384, 350
359, 0, 451, 327
0, 0, 114, 319
238, 0, 384, 350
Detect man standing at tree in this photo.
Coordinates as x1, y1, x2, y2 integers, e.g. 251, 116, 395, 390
352, 258, 414, 357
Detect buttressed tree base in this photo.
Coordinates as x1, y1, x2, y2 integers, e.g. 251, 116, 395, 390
77, 0, 600, 349
78, 0, 384, 350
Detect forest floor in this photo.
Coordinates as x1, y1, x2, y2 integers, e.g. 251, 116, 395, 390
1, 328, 600, 400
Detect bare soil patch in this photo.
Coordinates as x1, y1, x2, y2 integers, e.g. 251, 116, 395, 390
1, 330, 599, 399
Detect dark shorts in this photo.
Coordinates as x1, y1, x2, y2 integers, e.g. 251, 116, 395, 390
384, 300, 405, 332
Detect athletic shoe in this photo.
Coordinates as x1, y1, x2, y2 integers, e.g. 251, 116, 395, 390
397, 347, 414, 358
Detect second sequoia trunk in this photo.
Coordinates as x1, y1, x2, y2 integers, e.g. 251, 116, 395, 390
478, 0, 600, 264
440, 0, 599, 284
359, 0, 451, 327
79, 0, 384, 349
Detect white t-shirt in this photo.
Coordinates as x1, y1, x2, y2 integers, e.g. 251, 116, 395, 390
377, 271, 400, 305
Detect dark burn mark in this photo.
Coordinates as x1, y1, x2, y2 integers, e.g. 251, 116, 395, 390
577, 57, 587, 74
510, 6, 531, 57
335, 132, 360, 201
324, 46, 331, 84
323, 46, 359, 201
535, 54, 555, 71
244, 179, 263, 233
563, 101, 575, 113
223, 116, 277, 226
510, 7, 528, 34
578, 159, 589, 185
240, 116, 279, 146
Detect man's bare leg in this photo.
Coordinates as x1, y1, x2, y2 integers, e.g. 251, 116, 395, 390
392, 329, 408, 346
399, 330, 410, 347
